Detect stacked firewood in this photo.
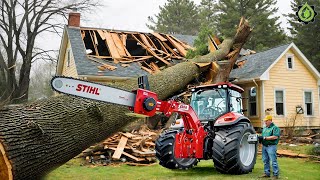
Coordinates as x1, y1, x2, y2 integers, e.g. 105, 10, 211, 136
80, 126, 162, 166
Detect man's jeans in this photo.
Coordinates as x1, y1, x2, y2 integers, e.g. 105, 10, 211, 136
262, 145, 279, 176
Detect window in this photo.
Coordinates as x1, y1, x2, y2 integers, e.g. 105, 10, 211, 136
275, 90, 284, 115
304, 91, 313, 116
248, 89, 257, 116
67, 49, 71, 67
286, 55, 294, 69
230, 90, 242, 113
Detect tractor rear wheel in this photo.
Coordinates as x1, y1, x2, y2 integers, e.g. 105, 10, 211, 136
155, 129, 198, 169
212, 122, 257, 174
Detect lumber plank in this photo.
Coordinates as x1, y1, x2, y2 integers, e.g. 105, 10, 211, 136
162, 42, 179, 56
89, 31, 100, 56
112, 136, 128, 159
139, 65, 154, 74
98, 64, 117, 71
111, 32, 127, 57
166, 35, 187, 56
150, 62, 161, 73
87, 55, 112, 59
156, 39, 169, 54
151, 32, 167, 41
139, 34, 153, 48
170, 35, 194, 50
93, 31, 99, 45
131, 34, 171, 65
145, 35, 158, 49
103, 31, 121, 62
109, 148, 144, 162
96, 30, 106, 40
81, 30, 86, 40
118, 56, 153, 63
121, 34, 127, 46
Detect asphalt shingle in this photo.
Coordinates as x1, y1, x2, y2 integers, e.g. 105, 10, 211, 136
230, 44, 291, 81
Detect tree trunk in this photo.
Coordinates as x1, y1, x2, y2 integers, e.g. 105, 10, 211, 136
0, 18, 251, 179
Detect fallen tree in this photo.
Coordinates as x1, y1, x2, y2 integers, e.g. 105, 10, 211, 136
0, 18, 251, 179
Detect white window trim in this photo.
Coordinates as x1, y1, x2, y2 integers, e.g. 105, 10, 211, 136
286, 54, 294, 70
274, 88, 286, 117
247, 88, 258, 118
303, 90, 314, 117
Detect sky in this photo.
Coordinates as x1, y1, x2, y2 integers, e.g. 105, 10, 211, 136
36, 0, 294, 64
82, 0, 293, 32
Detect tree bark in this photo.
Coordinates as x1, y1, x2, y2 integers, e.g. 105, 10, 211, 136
0, 18, 251, 179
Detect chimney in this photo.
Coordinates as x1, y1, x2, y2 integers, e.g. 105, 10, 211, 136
68, 10, 80, 27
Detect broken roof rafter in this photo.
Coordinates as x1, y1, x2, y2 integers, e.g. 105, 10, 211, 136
80, 28, 193, 74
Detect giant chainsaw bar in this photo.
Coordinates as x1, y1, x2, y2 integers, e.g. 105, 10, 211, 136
51, 76, 161, 117
51, 76, 136, 107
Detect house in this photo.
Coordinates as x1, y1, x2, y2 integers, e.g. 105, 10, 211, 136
230, 43, 320, 129
55, 12, 195, 84
56, 13, 320, 130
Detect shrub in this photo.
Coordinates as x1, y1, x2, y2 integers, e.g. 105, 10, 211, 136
307, 145, 320, 156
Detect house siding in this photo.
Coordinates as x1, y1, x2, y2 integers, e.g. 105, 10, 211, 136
263, 48, 319, 128
61, 40, 78, 77
237, 81, 262, 127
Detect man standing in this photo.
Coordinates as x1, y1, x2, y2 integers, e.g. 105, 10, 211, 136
259, 115, 281, 179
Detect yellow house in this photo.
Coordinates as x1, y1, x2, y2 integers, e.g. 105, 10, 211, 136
230, 43, 320, 129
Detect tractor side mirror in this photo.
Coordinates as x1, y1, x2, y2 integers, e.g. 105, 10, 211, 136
250, 87, 256, 97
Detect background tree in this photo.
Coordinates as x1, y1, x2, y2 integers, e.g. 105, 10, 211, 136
215, 0, 287, 50
199, 0, 218, 31
28, 62, 56, 101
0, 0, 98, 104
147, 0, 200, 35
287, 0, 320, 71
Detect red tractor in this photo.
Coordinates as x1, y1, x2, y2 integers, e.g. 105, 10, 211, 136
154, 83, 258, 174
51, 77, 258, 174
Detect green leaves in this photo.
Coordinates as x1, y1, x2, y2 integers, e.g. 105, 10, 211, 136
146, 0, 201, 35
215, 0, 287, 51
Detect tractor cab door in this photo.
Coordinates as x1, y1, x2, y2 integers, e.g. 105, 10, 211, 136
190, 89, 227, 121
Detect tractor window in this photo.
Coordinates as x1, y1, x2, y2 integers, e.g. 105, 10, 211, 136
190, 89, 227, 120
229, 90, 242, 113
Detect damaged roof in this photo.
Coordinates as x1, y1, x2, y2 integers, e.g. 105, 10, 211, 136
65, 26, 195, 77
230, 44, 291, 81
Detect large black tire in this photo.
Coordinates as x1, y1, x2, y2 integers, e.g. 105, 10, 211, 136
155, 129, 198, 169
212, 122, 257, 174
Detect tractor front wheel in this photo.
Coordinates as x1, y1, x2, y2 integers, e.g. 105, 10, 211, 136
212, 121, 257, 174
155, 129, 198, 170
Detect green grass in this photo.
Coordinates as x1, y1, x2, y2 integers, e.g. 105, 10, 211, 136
277, 144, 314, 154
45, 155, 320, 180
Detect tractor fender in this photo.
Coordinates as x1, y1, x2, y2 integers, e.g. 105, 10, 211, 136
214, 112, 250, 127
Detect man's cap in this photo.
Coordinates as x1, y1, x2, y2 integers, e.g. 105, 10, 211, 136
263, 115, 272, 121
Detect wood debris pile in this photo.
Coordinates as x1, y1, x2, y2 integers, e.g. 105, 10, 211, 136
81, 28, 194, 74
80, 126, 162, 166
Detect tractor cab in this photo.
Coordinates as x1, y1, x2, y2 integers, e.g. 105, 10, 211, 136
190, 82, 244, 121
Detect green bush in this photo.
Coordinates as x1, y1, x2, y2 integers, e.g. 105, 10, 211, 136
307, 145, 320, 156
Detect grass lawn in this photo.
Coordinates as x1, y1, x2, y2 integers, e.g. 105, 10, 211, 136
277, 143, 314, 155
45, 155, 320, 180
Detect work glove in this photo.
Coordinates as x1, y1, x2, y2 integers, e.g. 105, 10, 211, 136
258, 136, 263, 143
